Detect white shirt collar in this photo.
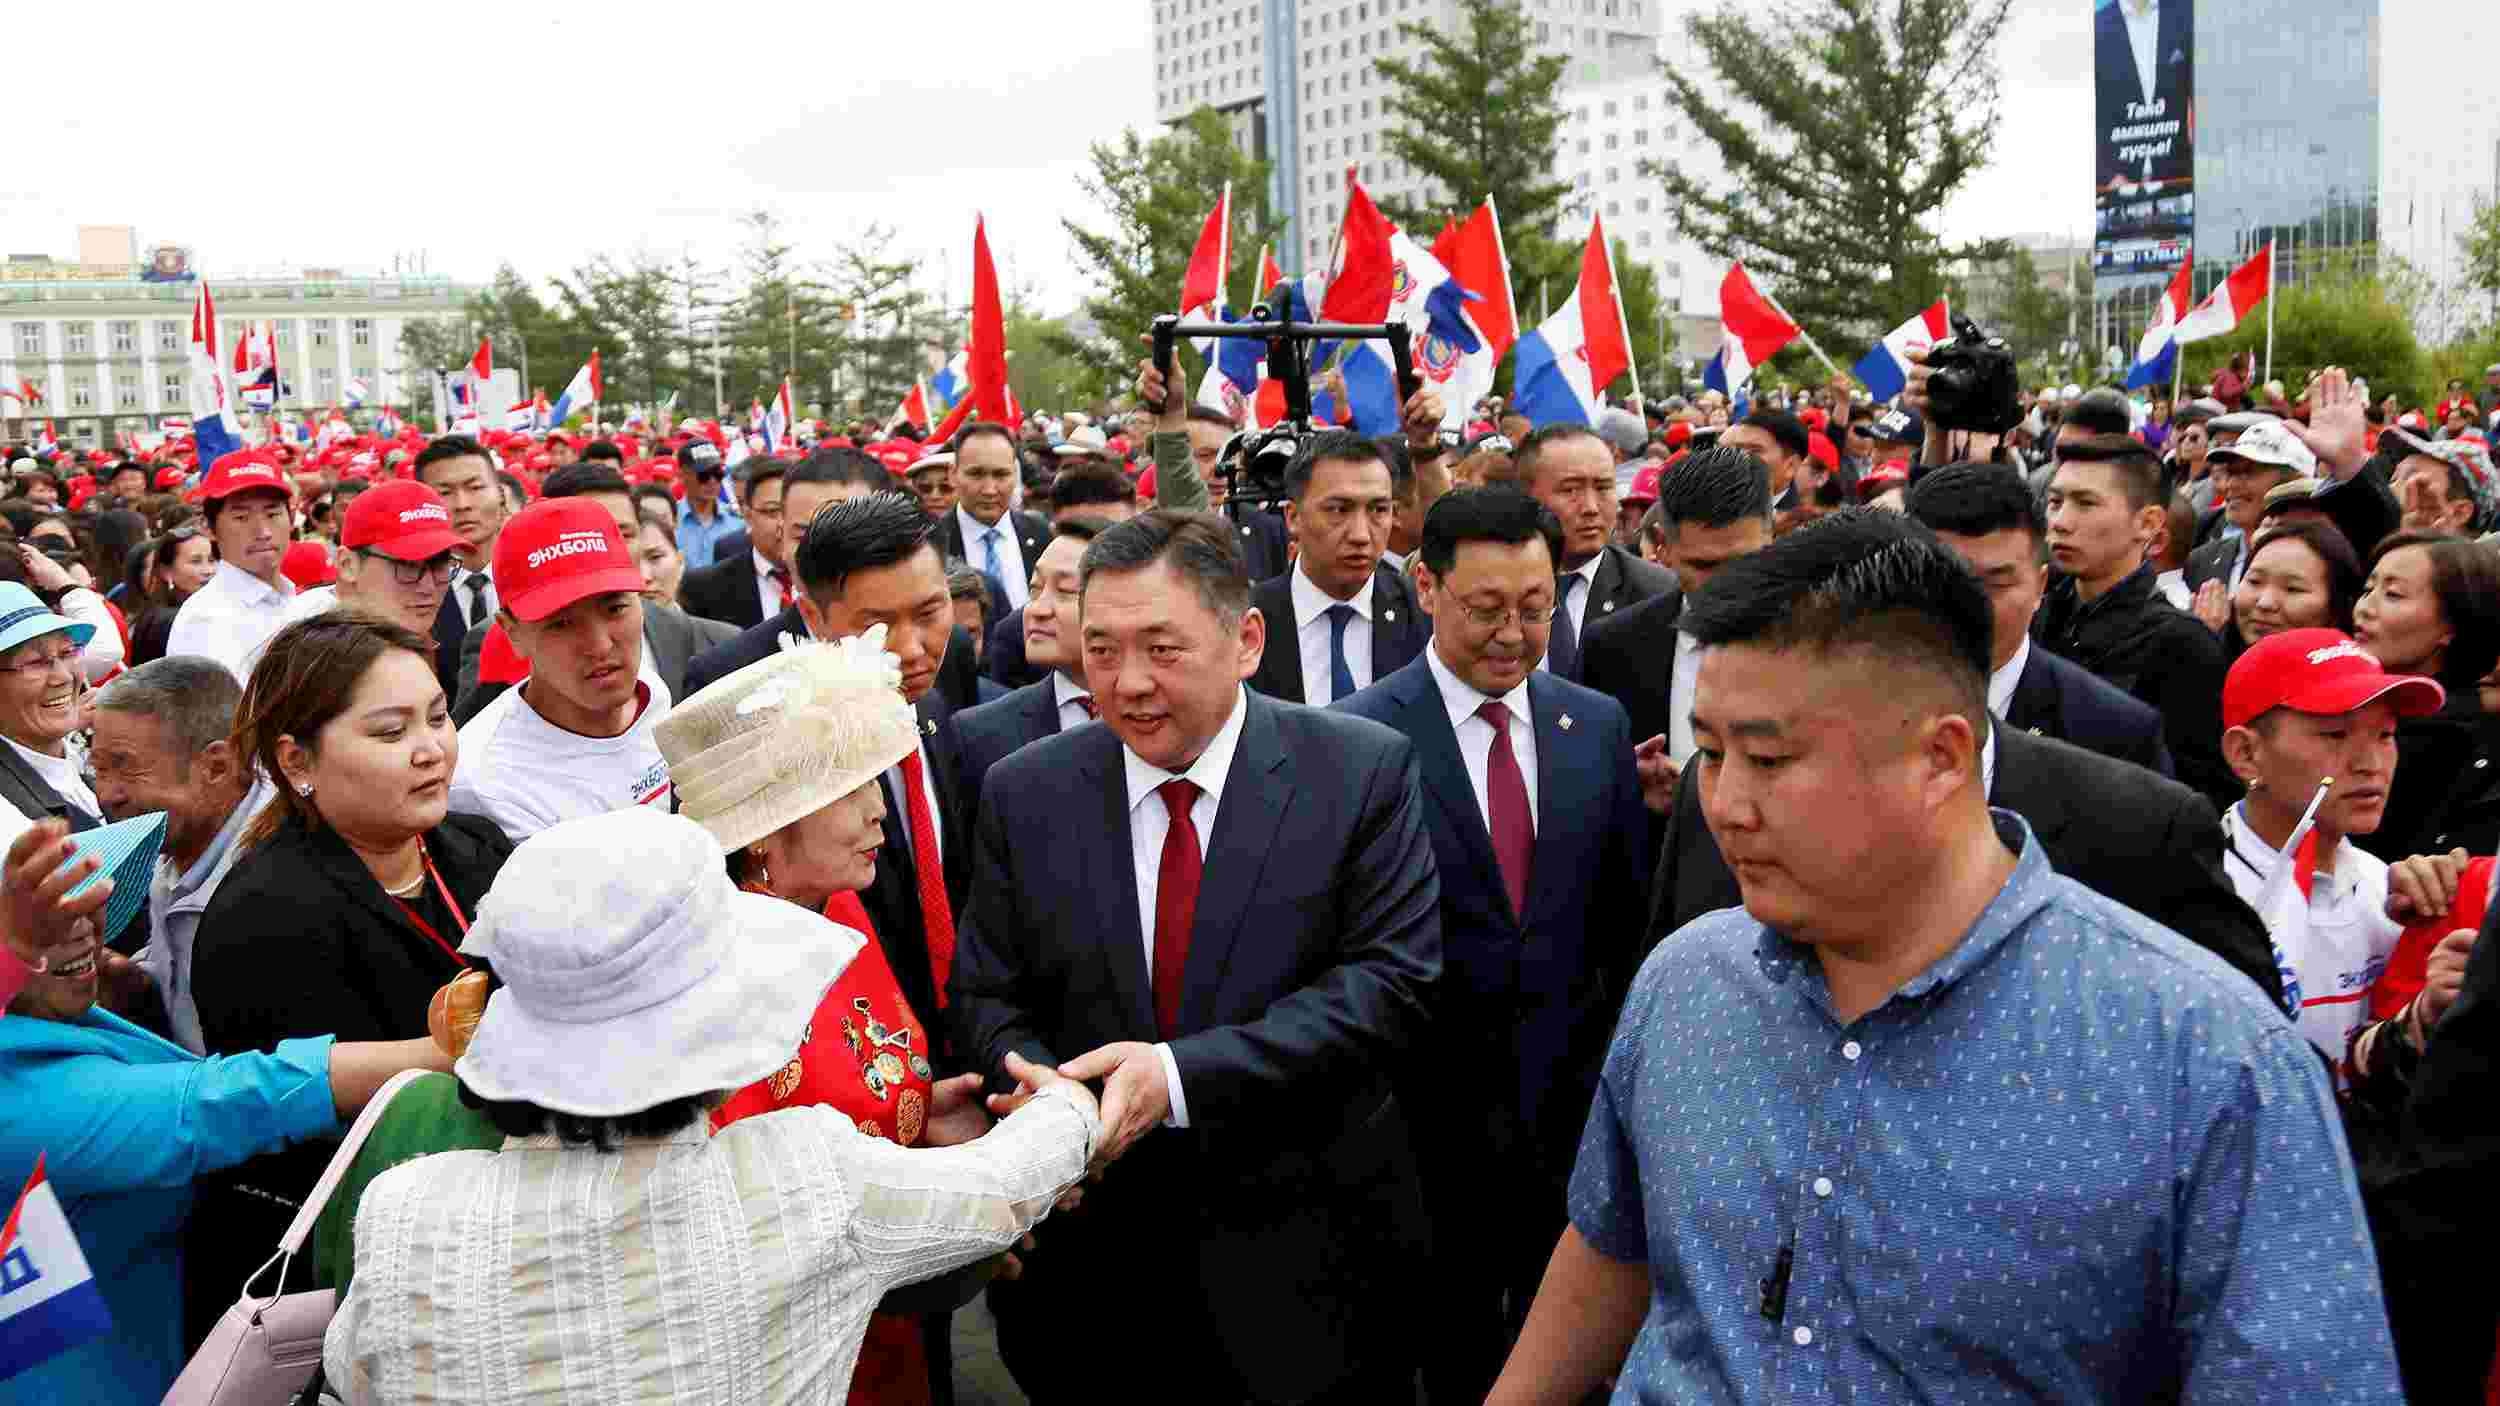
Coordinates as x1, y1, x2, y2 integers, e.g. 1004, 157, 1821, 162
1423, 638, 1530, 734
1980, 717, 1998, 798
1567, 553, 1605, 589
1122, 685, 1248, 817
208, 558, 293, 606
957, 505, 1008, 545
2225, 802, 2364, 900
1051, 670, 1093, 708
752, 548, 778, 580
1987, 636, 2031, 719
1290, 559, 1377, 629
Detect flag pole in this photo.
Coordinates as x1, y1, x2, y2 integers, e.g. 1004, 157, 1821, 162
2262, 239, 2277, 389
1756, 284, 1846, 381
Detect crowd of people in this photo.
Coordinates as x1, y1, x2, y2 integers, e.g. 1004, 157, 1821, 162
0, 339, 2494, 1406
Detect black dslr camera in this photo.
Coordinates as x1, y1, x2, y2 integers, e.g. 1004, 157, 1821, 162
1150, 307, 1418, 516
1921, 315, 2023, 434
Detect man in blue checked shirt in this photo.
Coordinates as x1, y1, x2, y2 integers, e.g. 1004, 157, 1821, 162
1489, 509, 2400, 1405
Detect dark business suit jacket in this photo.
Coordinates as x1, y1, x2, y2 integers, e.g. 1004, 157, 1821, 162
856, 690, 970, 1039
683, 612, 986, 715
1558, 544, 1677, 682
1244, 562, 1431, 705
1231, 506, 1291, 582
678, 554, 766, 631
2005, 643, 2175, 777
949, 692, 1440, 1402
2093, 0, 2192, 191
431, 593, 468, 702
984, 606, 1042, 689
1577, 584, 1687, 752
1334, 660, 1647, 1186
1650, 724, 2285, 1008
935, 509, 1047, 634
950, 676, 1084, 835
2183, 533, 2238, 595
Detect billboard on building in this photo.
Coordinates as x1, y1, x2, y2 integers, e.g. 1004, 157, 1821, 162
2092, 0, 2194, 278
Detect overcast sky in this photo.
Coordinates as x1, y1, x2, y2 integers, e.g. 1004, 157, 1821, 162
0, 0, 2086, 313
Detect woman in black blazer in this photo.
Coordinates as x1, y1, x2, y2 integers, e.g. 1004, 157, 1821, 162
183, 612, 513, 1333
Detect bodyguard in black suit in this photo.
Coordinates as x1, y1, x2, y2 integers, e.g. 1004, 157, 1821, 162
950, 517, 1105, 832
1243, 430, 1433, 706
1652, 721, 2283, 1007
935, 422, 1048, 636
1334, 488, 1647, 1402
1908, 464, 2176, 777
952, 511, 1439, 1404
1515, 424, 1675, 680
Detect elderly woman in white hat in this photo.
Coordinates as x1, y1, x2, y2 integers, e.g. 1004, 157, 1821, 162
323, 807, 1097, 1405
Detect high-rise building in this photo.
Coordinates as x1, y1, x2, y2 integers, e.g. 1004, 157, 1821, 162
1151, 0, 1713, 330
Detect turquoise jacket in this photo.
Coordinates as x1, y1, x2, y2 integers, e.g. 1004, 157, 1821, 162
0, 1007, 339, 1404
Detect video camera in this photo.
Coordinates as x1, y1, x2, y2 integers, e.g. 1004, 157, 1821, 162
1150, 306, 1419, 515
1921, 314, 2024, 435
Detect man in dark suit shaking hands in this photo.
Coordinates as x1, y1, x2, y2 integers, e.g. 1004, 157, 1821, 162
952, 510, 1442, 1404
1335, 487, 1649, 1402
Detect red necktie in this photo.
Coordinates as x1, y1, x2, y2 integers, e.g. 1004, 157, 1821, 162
1478, 700, 1534, 919
898, 749, 955, 1005
768, 566, 792, 612
1152, 778, 1202, 1039
1073, 695, 1099, 720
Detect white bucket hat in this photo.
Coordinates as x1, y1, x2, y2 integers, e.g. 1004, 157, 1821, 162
657, 625, 921, 854
454, 809, 862, 1116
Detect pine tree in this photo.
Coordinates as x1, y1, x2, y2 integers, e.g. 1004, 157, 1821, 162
1373, 0, 1573, 288
1657, 0, 2013, 349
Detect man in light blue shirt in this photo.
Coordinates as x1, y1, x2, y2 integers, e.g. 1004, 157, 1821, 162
1490, 510, 2398, 1404
672, 439, 744, 569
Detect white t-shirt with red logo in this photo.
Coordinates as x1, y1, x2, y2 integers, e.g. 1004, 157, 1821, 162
449, 665, 674, 843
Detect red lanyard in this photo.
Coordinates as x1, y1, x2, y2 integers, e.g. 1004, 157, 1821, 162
387, 841, 471, 968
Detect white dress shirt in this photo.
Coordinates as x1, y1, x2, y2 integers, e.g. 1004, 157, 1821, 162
1423, 644, 1539, 830
2122, 0, 2162, 108
1120, 685, 1249, 1130
752, 548, 788, 624
450, 562, 498, 628
958, 506, 1030, 611
1052, 670, 1096, 732
1987, 636, 2031, 721
325, 1088, 1097, 1404
1290, 562, 1376, 705
1538, 554, 1606, 674
1668, 629, 1706, 764
165, 561, 297, 683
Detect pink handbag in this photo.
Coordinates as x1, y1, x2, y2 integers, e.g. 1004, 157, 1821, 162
160, 1069, 432, 1406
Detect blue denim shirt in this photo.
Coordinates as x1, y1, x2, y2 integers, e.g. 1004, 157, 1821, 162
674, 498, 744, 570
1570, 811, 2400, 1404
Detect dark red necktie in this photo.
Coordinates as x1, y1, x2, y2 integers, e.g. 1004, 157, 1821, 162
1478, 700, 1534, 919
899, 750, 955, 1005
768, 566, 792, 612
1152, 778, 1202, 1038
1073, 695, 1099, 720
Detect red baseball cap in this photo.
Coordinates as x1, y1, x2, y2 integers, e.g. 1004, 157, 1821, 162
153, 466, 188, 491
492, 498, 644, 622
281, 540, 338, 591
200, 451, 289, 503
1859, 458, 1911, 499
343, 480, 465, 561
1625, 463, 1662, 505
2222, 628, 2446, 730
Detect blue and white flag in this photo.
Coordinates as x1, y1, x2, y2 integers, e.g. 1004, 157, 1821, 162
0, 1155, 113, 1383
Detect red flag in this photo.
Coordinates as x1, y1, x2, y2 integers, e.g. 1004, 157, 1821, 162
1717, 263, 1801, 383
1179, 184, 1233, 318
1259, 245, 1287, 299
1319, 171, 1395, 323
468, 338, 493, 384
1578, 216, 1634, 397
1432, 199, 1518, 362
586, 349, 603, 402
968, 216, 1012, 424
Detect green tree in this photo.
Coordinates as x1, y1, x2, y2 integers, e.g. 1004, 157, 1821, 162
1656, 0, 2013, 351
1372, 0, 1574, 291
550, 254, 692, 412
713, 210, 864, 417
824, 226, 937, 417
1610, 239, 1666, 401
1059, 108, 1281, 388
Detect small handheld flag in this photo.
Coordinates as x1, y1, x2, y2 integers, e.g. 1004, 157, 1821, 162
1853, 300, 1950, 403
0, 1155, 114, 1383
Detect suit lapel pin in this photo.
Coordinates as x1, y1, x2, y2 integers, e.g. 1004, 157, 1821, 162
2028, 726, 2044, 736
1602, 600, 1616, 613
1383, 609, 1395, 622
1559, 714, 1574, 731
922, 719, 938, 737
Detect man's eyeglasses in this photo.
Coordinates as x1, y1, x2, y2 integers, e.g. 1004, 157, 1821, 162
1, 643, 80, 681
1457, 603, 1556, 630
359, 550, 457, 586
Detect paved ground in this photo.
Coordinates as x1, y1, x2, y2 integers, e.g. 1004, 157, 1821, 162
950, 1298, 1027, 1405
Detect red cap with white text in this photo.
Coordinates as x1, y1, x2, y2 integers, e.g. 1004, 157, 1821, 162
200, 450, 289, 503
2222, 627, 2445, 730
491, 498, 644, 622
342, 480, 466, 561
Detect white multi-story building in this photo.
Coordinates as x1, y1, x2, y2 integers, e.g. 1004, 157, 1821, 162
1154, 0, 1686, 273
0, 243, 474, 444
1557, 71, 1721, 325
